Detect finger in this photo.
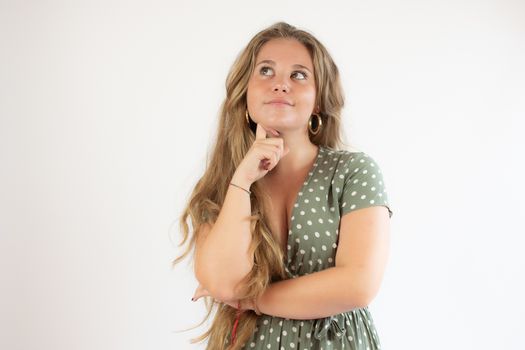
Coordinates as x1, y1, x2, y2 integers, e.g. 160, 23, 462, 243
194, 284, 207, 293
255, 123, 267, 140
264, 125, 280, 138
258, 137, 284, 148
257, 143, 282, 155
255, 144, 280, 160
256, 142, 283, 161
192, 285, 210, 300
261, 151, 279, 172
259, 142, 284, 161
258, 147, 280, 170
261, 159, 271, 171
223, 300, 236, 308
223, 300, 243, 310
257, 123, 280, 139
268, 152, 279, 171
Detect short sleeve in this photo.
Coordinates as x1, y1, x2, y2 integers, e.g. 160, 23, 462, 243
339, 152, 393, 218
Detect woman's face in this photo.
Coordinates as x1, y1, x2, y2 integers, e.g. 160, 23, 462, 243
246, 38, 317, 134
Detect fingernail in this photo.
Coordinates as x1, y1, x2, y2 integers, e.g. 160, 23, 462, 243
191, 297, 195, 301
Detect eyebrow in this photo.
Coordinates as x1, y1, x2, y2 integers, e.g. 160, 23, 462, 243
255, 59, 313, 74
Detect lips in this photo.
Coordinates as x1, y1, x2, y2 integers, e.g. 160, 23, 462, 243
266, 98, 293, 106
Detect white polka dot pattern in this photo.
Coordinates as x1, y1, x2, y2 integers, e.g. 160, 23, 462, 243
236, 146, 388, 350
339, 152, 393, 218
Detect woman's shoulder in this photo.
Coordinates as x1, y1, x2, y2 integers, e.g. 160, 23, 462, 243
319, 144, 367, 162
318, 145, 385, 181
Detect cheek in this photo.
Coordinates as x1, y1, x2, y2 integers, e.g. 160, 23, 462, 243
305, 85, 317, 99
246, 89, 255, 108
246, 80, 263, 105
248, 79, 262, 92
299, 87, 317, 107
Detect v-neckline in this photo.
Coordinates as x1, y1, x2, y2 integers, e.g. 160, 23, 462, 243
283, 145, 324, 259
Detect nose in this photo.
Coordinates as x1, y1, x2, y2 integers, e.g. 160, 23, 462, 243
272, 74, 289, 93
273, 83, 289, 93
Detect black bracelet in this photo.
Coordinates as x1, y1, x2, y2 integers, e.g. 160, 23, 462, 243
229, 182, 251, 195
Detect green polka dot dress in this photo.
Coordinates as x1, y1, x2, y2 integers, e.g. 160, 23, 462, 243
239, 145, 393, 350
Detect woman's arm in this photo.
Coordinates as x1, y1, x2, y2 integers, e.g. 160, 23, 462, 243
194, 173, 254, 301
191, 266, 362, 319
255, 266, 367, 320
256, 206, 390, 319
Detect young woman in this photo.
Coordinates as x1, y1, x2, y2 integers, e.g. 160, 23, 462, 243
173, 21, 393, 350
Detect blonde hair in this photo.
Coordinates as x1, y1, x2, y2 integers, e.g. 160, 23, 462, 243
171, 21, 350, 349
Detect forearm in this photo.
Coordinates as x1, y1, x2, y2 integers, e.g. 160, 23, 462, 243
256, 267, 368, 320
196, 175, 254, 299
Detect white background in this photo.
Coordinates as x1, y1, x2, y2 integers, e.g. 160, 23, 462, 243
1, 0, 524, 349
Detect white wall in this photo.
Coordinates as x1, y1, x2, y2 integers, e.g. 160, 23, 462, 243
1, 0, 524, 349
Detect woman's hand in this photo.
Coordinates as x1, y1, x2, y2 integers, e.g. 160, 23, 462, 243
222, 297, 257, 313
192, 283, 261, 314
231, 123, 290, 188
191, 283, 211, 302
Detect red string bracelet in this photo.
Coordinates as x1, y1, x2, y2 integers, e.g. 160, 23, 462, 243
230, 301, 242, 346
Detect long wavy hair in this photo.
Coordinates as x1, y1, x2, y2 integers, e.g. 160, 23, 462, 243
171, 21, 350, 349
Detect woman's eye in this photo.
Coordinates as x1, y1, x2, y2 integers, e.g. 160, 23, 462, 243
259, 66, 308, 80
292, 71, 308, 80
260, 66, 273, 76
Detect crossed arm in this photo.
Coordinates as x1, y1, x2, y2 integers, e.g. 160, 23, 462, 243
193, 206, 391, 319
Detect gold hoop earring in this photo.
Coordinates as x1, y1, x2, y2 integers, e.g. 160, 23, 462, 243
308, 113, 322, 135
245, 109, 250, 124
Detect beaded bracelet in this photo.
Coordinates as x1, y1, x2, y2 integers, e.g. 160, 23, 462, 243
229, 182, 251, 195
